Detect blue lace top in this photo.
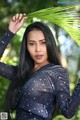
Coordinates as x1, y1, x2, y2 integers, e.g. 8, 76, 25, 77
0, 30, 80, 120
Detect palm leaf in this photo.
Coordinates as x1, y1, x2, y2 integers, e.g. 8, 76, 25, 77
26, 6, 80, 46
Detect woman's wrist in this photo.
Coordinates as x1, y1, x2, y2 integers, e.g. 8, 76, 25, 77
8, 28, 17, 34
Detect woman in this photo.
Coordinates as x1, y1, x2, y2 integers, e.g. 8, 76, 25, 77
0, 14, 80, 120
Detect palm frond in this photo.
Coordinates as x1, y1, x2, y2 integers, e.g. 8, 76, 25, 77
27, 5, 80, 46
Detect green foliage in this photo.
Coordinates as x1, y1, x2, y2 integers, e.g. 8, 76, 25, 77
28, 5, 80, 46
0, 1, 80, 120
0, 77, 10, 111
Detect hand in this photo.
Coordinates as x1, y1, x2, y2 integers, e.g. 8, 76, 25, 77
9, 13, 26, 34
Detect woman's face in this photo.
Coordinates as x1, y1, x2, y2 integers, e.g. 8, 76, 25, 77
27, 29, 49, 67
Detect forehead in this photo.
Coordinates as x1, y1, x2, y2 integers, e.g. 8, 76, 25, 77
27, 29, 45, 41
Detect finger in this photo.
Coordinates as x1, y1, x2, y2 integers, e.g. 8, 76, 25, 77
18, 13, 23, 20
23, 13, 26, 17
12, 16, 16, 21
12, 14, 20, 21
15, 14, 19, 20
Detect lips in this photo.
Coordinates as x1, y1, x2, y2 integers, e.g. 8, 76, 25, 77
35, 55, 43, 59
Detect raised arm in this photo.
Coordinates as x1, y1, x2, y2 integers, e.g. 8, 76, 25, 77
53, 66, 80, 119
0, 13, 25, 58
0, 14, 26, 80
0, 29, 15, 58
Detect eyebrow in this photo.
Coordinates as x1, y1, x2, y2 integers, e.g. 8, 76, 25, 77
28, 39, 46, 42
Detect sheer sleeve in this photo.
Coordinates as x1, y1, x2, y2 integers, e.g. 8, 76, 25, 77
0, 30, 17, 80
0, 62, 17, 80
53, 66, 80, 118
0, 29, 15, 58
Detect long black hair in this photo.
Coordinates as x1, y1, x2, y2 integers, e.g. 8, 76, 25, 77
4, 22, 62, 119
18, 22, 62, 79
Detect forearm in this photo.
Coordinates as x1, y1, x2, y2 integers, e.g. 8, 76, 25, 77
0, 62, 17, 80
0, 29, 15, 58
57, 79, 80, 119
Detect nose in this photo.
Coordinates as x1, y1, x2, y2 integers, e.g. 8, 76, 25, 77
35, 44, 41, 52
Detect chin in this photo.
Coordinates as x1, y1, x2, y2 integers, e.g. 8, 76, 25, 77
35, 60, 46, 65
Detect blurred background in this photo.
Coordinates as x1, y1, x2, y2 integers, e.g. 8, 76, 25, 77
0, 0, 80, 120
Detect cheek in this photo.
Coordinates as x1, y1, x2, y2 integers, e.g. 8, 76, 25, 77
43, 46, 47, 53
27, 46, 34, 56
27, 46, 31, 53
44, 47, 48, 57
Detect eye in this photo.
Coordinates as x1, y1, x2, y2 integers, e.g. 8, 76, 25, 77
29, 43, 34, 46
41, 41, 46, 44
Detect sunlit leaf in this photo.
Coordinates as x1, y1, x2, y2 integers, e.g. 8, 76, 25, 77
26, 5, 80, 46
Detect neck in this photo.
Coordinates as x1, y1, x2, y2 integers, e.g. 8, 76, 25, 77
33, 61, 50, 71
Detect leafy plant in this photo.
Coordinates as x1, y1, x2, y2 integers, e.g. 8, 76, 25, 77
25, 5, 80, 46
